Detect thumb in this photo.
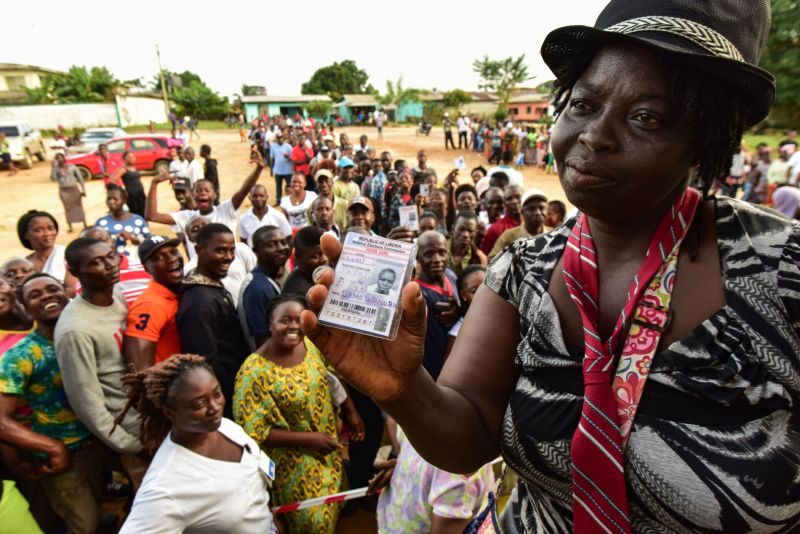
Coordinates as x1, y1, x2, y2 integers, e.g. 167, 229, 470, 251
398, 282, 426, 336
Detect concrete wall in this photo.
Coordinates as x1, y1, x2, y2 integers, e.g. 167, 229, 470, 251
0, 96, 167, 129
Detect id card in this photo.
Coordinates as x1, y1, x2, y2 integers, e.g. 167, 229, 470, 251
398, 205, 419, 231
258, 451, 276, 488
319, 233, 416, 340
454, 156, 466, 170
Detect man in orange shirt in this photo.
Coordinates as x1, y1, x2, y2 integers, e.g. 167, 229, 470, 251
122, 235, 183, 370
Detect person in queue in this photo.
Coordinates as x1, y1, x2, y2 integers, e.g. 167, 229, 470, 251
311, 196, 341, 240
122, 236, 184, 371
239, 225, 290, 349
0, 274, 101, 533
448, 211, 488, 275
310, 168, 350, 231
17, 210, 77, 296
234, 297, 360, 534
117, 355, 277, 534
301, 1, 800, 531
282, 226, 327, 298
146, 150, 266, 258
489, 189, 549, 260
177, 224, 249, 417
0, 257, 35, 305
237, 184, 292, 248
480, 184, 523, 254
55, 238, 147, 488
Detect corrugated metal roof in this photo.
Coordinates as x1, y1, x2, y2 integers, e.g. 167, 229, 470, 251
508, 93, 550, 104
240, 95, 332, 103
337, 94, 378, 107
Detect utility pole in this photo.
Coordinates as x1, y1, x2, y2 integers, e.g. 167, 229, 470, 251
156, 44, 170, 119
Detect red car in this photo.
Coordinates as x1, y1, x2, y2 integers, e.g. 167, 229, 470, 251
66, 134, 175, 181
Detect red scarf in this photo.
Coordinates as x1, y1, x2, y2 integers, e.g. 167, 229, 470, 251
563, 187, 700, 533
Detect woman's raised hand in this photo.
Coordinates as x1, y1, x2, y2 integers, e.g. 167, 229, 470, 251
301, 233, 427, 404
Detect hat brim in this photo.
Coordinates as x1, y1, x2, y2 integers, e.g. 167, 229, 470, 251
541, 25, 775, 127
348, 202, 372, 211
139, 238, 182, 262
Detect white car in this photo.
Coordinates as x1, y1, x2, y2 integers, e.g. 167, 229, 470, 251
0, 122, 46, 169
70, 127, 127, 154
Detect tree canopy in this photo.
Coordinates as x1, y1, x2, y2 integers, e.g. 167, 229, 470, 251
152, 69, 229, 119
472, 54, 533, 108
376, 77, 421, 109
25, 66, 120, 104
301, 60, 374, 101
442, 89, 472, 109
760, 0, 800, 128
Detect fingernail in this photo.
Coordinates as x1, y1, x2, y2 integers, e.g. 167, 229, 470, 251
313, 266, 327, 283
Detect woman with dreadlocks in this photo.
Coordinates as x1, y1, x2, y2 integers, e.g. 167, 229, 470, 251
117, 354, 277, 534
301, 1, 800, 532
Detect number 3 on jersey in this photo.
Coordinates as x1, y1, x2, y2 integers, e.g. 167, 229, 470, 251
135, 313, 151, 331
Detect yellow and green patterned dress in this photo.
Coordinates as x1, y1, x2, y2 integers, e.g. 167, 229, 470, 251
233, 338, 345, 534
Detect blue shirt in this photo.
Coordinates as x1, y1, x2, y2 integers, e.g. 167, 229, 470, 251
241, 267, 281, 339
95, 213, 151, 256
270, 142, 294, 175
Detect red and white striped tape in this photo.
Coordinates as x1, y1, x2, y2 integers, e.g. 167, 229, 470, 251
271, 457, 504, 515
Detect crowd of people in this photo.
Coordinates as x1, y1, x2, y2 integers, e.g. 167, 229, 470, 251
0, 112, 567, 533
2, 0, 799, 530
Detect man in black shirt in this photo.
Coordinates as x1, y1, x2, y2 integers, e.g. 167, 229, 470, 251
282, 226, 327, 298
176, 223, 248, 416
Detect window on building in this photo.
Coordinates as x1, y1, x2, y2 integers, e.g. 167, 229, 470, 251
5, 76, 26, 91
526, 106, 532, 114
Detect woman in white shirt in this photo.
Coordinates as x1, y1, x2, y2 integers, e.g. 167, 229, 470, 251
279, 172, 317, 231
116, 354, 276, 534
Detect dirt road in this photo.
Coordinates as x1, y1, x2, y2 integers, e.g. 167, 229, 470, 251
0, 125, 566, 259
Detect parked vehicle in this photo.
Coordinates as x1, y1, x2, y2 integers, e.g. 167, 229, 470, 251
66, 134, 172, 181
69, 127, 127, 154
417, 119, 432, 136
0, 122, 46, 169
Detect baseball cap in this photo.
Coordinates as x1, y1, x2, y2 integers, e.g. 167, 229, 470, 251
322, 134, 334, 142
139, 235, 181, 263
172, 177, 191, 191
314, 169, 333, 181
338, 156, 355, 168
521, 188, 548, 206
320, 145, 330, 152
348, 196, 373, 211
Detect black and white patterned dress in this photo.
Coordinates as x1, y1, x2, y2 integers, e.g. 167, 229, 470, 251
485, 198, 800, 533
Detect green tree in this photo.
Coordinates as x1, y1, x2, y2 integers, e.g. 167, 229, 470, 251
306, 100, 333, 119
301, 60, 374, 101
241, 85, 266, 96
25, 66, 121, 104
760, 0, 800, 127
472, 54, 533, 108
171, 81, 229, 119
536, 80, 555, 95
442, 89, 472, 109
376, 77, 421, 109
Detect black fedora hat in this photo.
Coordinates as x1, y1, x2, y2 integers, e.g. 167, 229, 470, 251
541, 0, 775, 127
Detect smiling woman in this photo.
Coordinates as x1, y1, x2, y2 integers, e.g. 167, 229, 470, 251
300, 1, 800, 533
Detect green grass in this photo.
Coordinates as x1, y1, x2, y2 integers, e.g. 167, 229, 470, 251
125, 120, 229, 133
744, 132, 787, 150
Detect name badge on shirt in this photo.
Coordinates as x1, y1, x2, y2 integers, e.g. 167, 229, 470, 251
258, 451, 276, 487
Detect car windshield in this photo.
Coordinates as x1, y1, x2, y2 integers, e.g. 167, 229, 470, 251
0, 126, 20, 137
81, 132, 114, 141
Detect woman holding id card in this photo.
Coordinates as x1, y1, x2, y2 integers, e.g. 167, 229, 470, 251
117, 354, 277, 534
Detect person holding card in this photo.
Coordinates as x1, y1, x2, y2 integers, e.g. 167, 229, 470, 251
117, 355, 277, 534
389, 171, 416, 228
302, 2, 800, 531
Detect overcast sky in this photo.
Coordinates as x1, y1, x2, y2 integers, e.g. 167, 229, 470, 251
6, 0, 607, 98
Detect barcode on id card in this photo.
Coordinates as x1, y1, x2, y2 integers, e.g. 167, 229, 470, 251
330, 299, 377, 315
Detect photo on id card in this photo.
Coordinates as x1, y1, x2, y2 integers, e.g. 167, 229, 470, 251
319, 232, 416, 340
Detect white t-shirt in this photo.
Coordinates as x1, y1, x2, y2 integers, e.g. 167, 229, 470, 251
279, 192, 318, 231
185, 159, 205, 186
42, 244, 67, 283
120, 418, 276, 534
169, 159, 188, 178
183, 242, 256, 307
238, 207, 292, 247
788, 152, 800, 186
170, 199, 240, 259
